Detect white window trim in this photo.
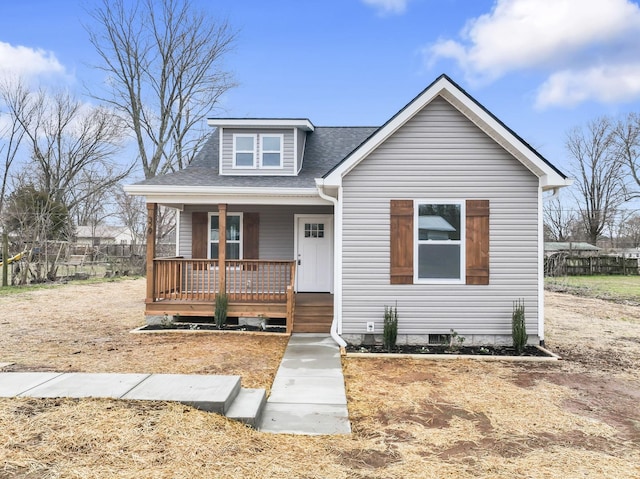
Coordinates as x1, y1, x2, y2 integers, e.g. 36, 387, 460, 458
233, 134, 257, 169
413, 199, 465, 284
259, 134, 284, 169
208, 212, 243, 260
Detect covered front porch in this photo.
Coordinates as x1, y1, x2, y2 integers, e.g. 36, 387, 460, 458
144, 202, 334, 333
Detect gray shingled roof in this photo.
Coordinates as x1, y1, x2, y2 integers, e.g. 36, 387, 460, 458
134, 126, 378, 188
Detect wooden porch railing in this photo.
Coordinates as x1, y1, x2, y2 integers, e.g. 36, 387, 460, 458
152, 258, 296, 303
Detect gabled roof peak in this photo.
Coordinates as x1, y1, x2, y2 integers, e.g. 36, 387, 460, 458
322, 73, 570, 190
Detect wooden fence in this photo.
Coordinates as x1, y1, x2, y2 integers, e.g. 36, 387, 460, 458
545, 254, 640, 276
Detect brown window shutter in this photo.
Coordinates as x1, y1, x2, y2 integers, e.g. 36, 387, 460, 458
243, 212, 259, 259
191, 211, 208, 259
390, 200, 414, 284
466, 200, 490, 285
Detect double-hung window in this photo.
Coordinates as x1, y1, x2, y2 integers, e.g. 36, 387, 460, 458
415, 201, 464, 282
210, 213, 242, 260
233, 135, 256, 168
260, 135, 283, 168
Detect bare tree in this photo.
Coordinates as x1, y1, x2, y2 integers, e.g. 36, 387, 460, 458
69, 167, 119, 227
0, 78, 30, 217
7, 87, 131, 220
566, 117, 627, 245
543, 196, 576, 241
87, 0, 236, 179
613, 112, 640, 199
114, 187, 146, 246
4, 182, 71, 282
620, 212, 640, 248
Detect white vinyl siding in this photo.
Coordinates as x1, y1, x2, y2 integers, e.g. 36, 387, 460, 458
221, 128, 295, 175
341, 96, 540, 338
296, 128, 307, 173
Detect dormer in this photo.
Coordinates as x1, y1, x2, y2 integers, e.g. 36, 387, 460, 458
207, 118, 315, 176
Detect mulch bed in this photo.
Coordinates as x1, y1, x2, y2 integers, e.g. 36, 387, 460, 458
346, 344, 552, 357
138, 323, 287, 334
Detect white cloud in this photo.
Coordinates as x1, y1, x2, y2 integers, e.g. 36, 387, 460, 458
362, 0, 410, 16
0, 41, 67, 80
536, 65, 640, 109
426, 0, 640, 107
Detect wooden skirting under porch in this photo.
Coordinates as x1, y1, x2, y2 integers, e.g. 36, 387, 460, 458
146, 292, 334, 334
292, 293, 334, 333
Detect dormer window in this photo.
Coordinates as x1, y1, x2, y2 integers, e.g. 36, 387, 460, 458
211, 119, 313, 176
260, 135, 283, 168
234, 134, 256, 168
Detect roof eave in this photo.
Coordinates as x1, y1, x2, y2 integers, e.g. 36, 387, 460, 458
123, 184, 328, 206
207, 118, 315, 131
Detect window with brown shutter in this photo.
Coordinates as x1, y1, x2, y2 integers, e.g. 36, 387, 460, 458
390, 200, 414, 284
389, 199, 490, 285
465, 199, 490, 285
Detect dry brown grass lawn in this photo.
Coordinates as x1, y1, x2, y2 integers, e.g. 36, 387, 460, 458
1, 279, 639, 478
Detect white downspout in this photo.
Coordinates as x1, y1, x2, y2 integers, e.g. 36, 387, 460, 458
316, 180, 347, 347
538, 186, 564, 346
537, 187, 545, 346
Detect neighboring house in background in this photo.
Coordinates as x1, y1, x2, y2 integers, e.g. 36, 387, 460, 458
544, 242, 601, 256
608, 248, 640, 260
75, 225, 136, 246
125, 74, 571, 347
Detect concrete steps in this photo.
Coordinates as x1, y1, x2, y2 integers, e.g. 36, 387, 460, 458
226, 388, 267, 428
0, 372, 266, 428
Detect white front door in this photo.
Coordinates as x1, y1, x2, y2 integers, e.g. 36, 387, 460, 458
296, 215, 333, 292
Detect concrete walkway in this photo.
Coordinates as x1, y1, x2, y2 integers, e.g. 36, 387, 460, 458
0, 333, 351, 435
258, 333, 351, 435
0, 371, 266, 427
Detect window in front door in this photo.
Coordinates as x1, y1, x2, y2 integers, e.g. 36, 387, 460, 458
304, 223, 324, 238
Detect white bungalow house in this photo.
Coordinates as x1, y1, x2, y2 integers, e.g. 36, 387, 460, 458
75, 225, 137, 246
125, 74, 571, 347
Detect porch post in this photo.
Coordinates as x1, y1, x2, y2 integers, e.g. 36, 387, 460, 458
218, 204, 227, 295
145, 202, 158, 302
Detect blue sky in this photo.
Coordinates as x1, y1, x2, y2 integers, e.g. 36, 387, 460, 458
3, 0, 640, 177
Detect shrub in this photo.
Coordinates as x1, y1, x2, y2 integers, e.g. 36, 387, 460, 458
447, 329, 465, 352
215, 293, 229, 329
512, 299, 527, 354
383, 305, 398, 352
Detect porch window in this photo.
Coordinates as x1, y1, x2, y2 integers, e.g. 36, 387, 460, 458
260, 135, 283, 168
210, 213, 242, 259
233, 135, 256, 168
415, 201, 464, 282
